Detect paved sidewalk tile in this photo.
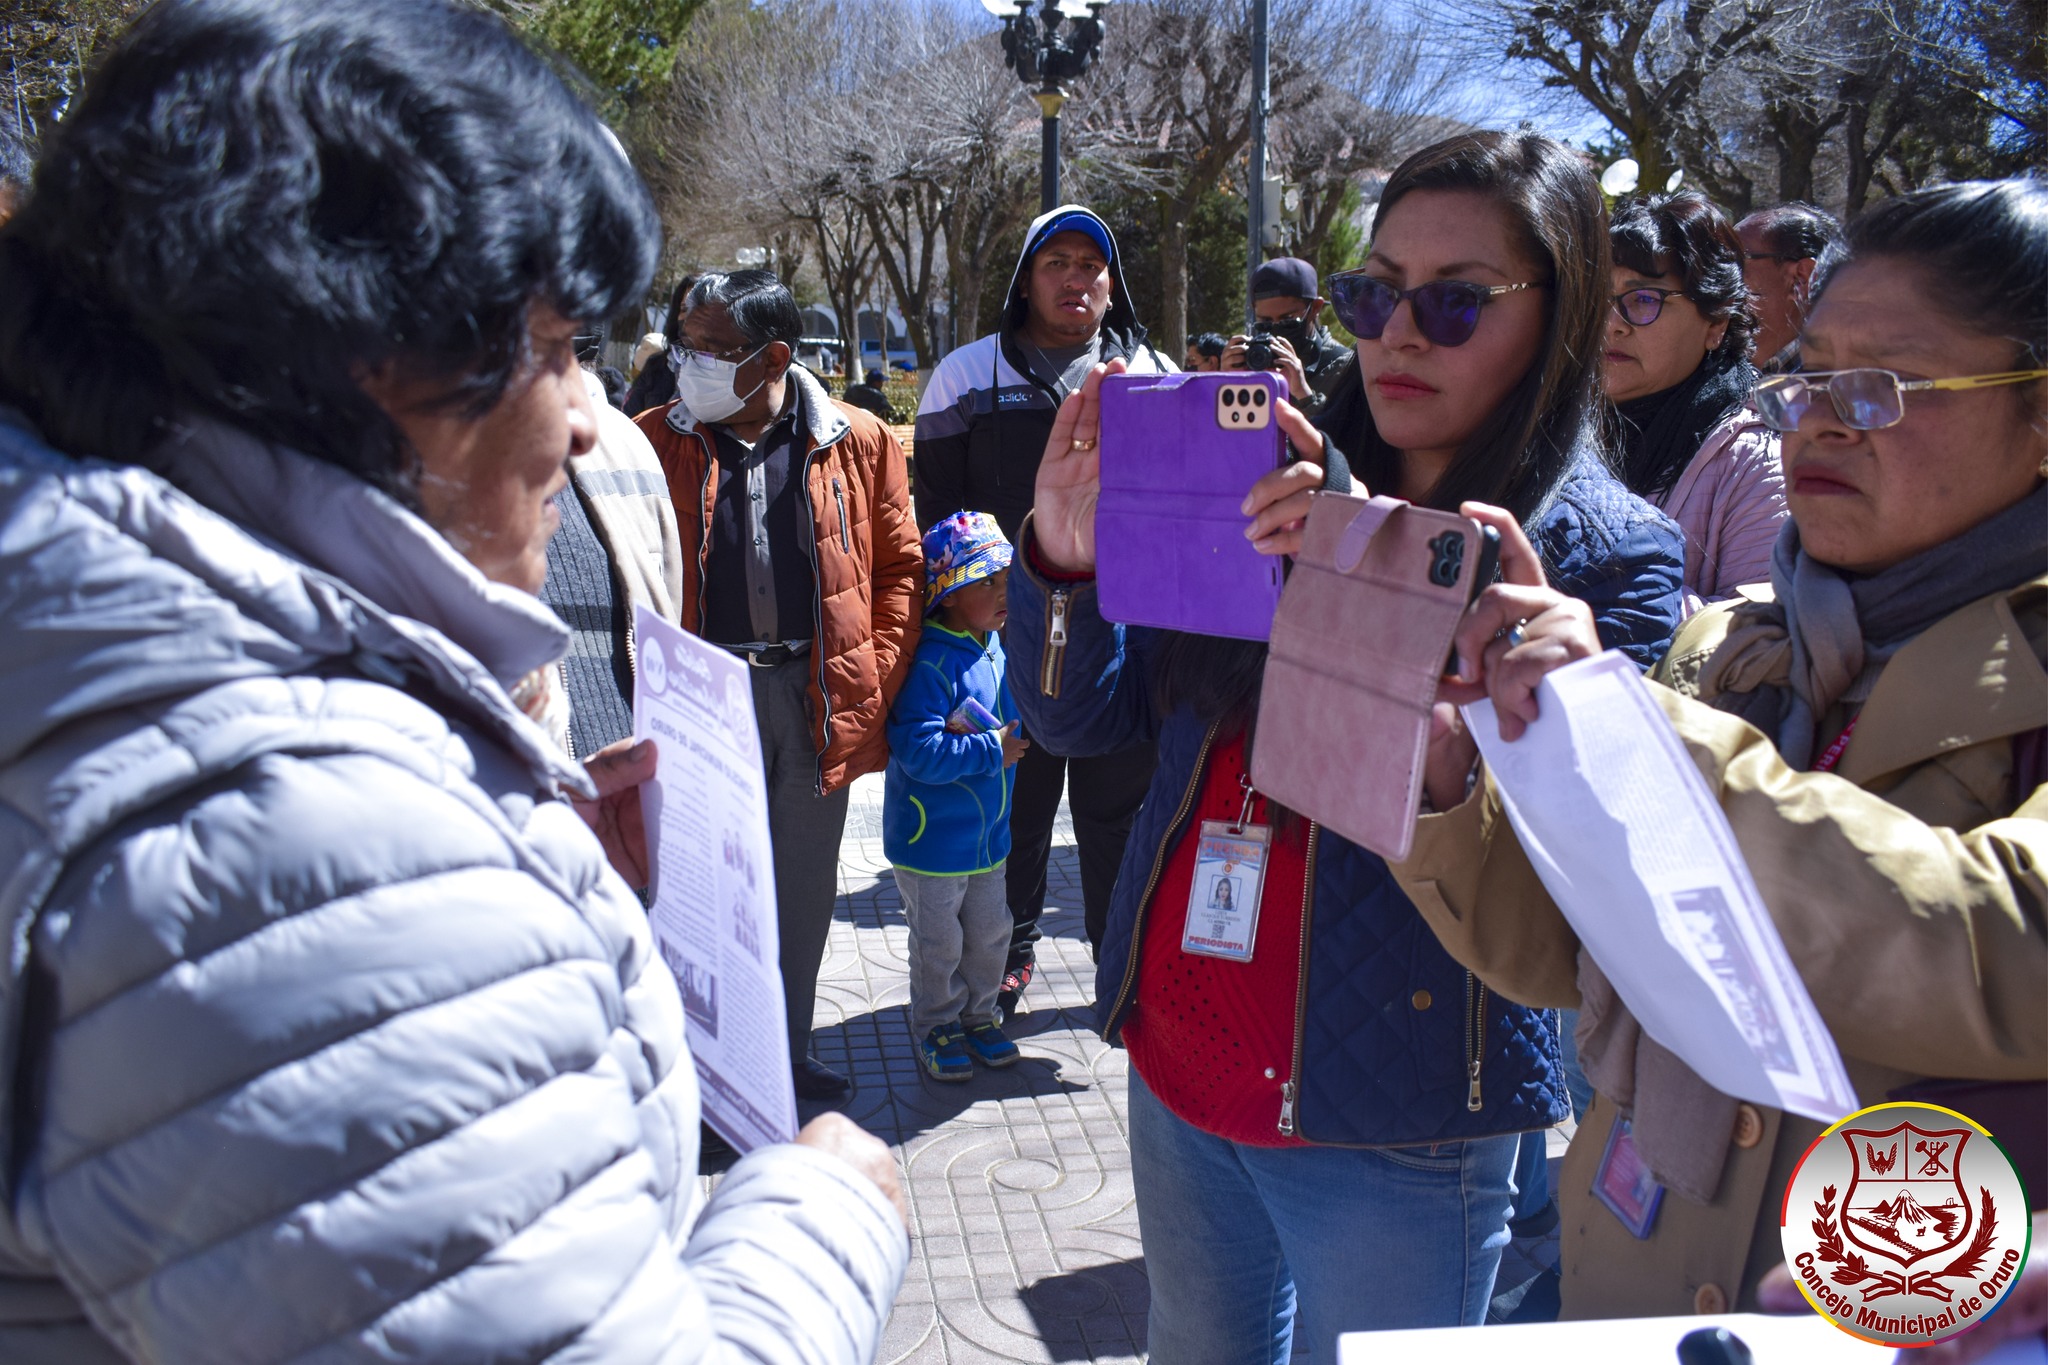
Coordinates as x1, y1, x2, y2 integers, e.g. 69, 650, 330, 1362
715, 773, 1145, 1365
704, 774, 1572, 1362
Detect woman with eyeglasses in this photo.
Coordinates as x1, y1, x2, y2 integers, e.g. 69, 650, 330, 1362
1604, 192, 1789, 608
1001, 132, 1684, 1360
1391, 177, 2048, 1319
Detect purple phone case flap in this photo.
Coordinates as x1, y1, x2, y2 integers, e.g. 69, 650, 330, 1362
1096, 371, 1286, 642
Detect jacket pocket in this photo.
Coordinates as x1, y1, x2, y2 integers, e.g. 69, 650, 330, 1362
833, 477, 852, 554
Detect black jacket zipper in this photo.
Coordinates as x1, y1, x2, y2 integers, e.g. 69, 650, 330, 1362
832, 477, 851, 554
1464, 971, 1488, 1112
1278, 822, 1320, 1138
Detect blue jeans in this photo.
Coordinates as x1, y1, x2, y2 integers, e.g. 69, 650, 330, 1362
1128, 1069, 1519, 1362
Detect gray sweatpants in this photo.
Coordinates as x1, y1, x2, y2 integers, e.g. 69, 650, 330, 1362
894, 863, 1010, 1036
750, 655, 852, 1060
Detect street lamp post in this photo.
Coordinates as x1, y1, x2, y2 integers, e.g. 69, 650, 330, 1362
982, 0, 1111, 213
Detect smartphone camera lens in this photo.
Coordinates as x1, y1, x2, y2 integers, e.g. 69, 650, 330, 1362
1252, 388, 1267, 407
1222, 389, 1236, 407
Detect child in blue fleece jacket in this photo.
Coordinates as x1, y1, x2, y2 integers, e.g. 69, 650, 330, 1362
885, 512, 1030, 1082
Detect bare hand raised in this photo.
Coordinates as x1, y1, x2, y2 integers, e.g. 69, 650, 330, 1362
1031, 358, 1123, 573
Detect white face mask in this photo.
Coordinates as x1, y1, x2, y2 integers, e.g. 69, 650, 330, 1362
672, 343, 768, 424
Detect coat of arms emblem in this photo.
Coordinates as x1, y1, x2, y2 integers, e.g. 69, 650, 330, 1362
1836, 1121, 1975, 1274
1782, 1102, 2029, 1347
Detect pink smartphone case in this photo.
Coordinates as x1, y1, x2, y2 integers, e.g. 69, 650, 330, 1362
1250, 491, 1486, 861
1095, 371, 1287, 642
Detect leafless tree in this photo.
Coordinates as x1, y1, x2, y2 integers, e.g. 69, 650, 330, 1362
1456, 0, 1808, 194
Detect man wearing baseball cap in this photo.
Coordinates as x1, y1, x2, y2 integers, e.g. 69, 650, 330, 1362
914, 204, 1172, 1016
1223, 255, 1354, 417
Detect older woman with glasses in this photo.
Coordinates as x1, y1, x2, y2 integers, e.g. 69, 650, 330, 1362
0, 2, 909, 1360
1393, 176, 2048, 1320
1603, 193, 1789, 608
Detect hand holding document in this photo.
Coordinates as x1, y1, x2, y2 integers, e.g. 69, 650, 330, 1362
1463, 651, 1857, 1123
632, 607, 798, 1152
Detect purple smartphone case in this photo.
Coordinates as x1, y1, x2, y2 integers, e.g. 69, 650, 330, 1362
1095, 371, 1287, 641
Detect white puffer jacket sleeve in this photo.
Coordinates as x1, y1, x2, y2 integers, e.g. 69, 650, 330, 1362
10, 677, 905, 1365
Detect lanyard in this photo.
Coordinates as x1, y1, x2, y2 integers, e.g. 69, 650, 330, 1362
1811, 715, 1859, 774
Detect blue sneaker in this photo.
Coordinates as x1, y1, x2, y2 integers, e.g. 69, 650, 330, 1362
961, 1020, 1019, 1068
919, 1025, 972, 1083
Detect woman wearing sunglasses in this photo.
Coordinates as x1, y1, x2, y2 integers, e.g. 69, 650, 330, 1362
1604, 193, 1788, 607
1001, 132, 1685, 1361
1391, 176, 2048, 1320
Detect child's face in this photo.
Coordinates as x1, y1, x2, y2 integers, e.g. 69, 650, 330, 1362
937, 567, 1009, 635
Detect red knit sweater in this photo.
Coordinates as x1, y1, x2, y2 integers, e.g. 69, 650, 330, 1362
1121, 731, 1312, 1147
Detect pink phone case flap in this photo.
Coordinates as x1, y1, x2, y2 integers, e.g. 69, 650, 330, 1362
1250, 491, 1483, 861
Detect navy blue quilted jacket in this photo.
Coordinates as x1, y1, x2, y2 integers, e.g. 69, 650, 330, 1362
1008, 456, 1685, 1146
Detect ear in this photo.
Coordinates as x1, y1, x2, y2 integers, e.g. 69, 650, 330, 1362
1789, 257, 1819, 304
1706, 316, 1731, 353
763, 341, 793, 381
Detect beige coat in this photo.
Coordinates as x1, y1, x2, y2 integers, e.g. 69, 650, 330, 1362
1391, 574, 2048, 1319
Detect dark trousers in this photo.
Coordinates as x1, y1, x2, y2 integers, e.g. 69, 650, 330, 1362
749, 656, 852, 1061
1005, 739, 1157, 964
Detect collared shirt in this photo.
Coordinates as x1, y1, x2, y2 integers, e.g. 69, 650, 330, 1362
701, 383, 817, 646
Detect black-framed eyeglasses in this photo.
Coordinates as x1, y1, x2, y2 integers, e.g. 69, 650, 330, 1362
1611, 287, 1687, 327
1328, 270, 1541, 348
1754, 367, 2048, 432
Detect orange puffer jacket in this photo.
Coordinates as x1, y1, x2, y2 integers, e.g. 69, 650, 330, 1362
635, 366, 922, 795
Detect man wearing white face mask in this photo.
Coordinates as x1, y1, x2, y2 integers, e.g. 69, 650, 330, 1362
636, 270, 922, 1102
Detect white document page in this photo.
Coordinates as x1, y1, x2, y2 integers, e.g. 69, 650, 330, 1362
632, 606, 797, 1152
1463, 651, 1857, 1123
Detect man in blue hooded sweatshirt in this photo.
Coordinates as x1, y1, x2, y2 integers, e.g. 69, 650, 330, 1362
913, 205, 1173, 1014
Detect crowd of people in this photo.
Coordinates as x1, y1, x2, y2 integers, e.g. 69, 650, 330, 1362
0, 2, 2041, 1364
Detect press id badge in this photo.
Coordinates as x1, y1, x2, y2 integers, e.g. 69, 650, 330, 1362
1181, 819, 1270, 962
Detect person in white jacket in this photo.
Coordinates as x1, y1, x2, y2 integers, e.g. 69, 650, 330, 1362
0, 2, 907, 1362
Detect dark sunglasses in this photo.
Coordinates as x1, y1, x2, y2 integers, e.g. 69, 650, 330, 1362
1611, 287, 1686, 327
1328, 270, 1541, 347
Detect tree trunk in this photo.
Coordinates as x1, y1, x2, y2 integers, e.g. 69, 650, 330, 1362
1771, 121, 1817, 204
1158, 199, 1191, 362
1842, 101, 1874, 217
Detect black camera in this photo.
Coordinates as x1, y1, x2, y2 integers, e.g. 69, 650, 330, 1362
1244, 327, 1276, 371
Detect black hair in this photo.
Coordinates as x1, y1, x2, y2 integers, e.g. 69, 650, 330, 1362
1815, 179, 2048, 373
661, 274, 699, 348
1610, 192, 1757, 360
685, 270, 804, 348
0, 0, 658, 501
1344, 131, 1611, 526
1740, 202, 1843, 264
1193, 332, 1227, 358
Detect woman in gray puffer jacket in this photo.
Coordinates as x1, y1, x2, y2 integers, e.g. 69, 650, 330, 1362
0, 3, 907, 1363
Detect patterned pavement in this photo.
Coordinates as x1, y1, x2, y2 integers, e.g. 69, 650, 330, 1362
708, 773, 1568, 1363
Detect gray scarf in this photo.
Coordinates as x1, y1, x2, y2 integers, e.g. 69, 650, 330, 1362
1578, 481, 2048, 1204
1704, 482, 2048, 766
